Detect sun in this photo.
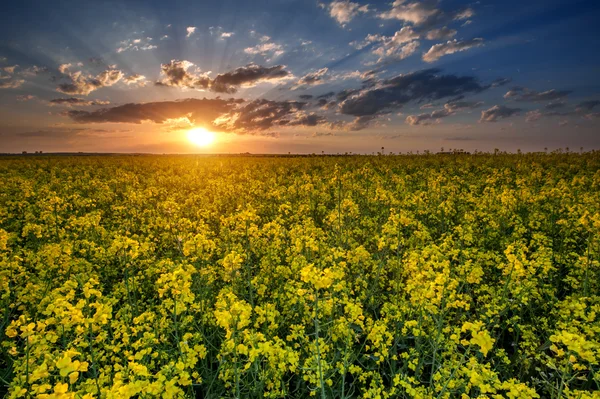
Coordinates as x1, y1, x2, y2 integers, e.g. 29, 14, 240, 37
187, 127, 216, 147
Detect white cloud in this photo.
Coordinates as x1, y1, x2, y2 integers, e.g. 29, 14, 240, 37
186, 26, 197, 38
422, 38, 483, 62
324, 1, 369, 26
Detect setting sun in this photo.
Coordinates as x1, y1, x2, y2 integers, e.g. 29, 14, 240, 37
187, 127, 216, 147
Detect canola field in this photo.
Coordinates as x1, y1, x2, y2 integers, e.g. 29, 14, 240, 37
0, 154, 599, 399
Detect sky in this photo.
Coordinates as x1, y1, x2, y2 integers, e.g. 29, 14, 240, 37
0, 0, 599, 154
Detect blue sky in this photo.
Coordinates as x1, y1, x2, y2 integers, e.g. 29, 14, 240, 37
0, 0, 599, 153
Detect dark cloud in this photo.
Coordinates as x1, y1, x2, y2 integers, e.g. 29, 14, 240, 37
49, 97, 111, 107
378, 0, 474, 29
339, 68, 488, 117
294, 68, 329, 88
211, 64, 291, 93
63, 96, 323, 135
156, 61, 291, 93
503, 87, 571, 102
406, 108, 451, 125
64, 98, 241, 125
21, 66, 50, 76
422, 38, 484, 62
317, 91, 336, 99
298, 94, 314, 100
576, 100, 600, 112
479, 105, 521, 122
155, 60, 208, 88
312, 131, 335, 137
490, 78, 511, 88
405, 100, 482, 126
214, 99, 314, 132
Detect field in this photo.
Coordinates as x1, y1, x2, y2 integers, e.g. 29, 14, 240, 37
0, 153, 599, 399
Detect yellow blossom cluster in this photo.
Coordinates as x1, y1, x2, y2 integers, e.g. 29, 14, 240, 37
1, 152, 599, 398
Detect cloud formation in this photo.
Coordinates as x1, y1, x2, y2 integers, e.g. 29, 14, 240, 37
323, 1, 369, 25
426, 27, 457, 40
405, 99, 483, 125
211, 64, 292, 93
355, 27, 421, 62
49, 97, 111, 107
244, 42, 285, 59
64, 98, 241, 125
116, 37, 157, 53
338, 68, 489, 117
155, 61, 292, 93
479, 105, 521, 122
504, 87, 571, 102
293, 68, 330, 88
123, 74, 147, 86
422, 38, 484, 62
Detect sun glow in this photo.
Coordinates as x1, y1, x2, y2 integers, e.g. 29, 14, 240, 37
187, 127, 216, 147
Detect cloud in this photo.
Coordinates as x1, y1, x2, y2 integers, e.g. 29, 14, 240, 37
355, 27, 421, 62
156, 61, 291, 93
155, 60, 208, 89
422, 38, 484, 62
312, 131, 335, 137
213, 99, 315, 132
338, 68, 489, 117
479, 105, 521, 122
323, 1, 369, 25
3, 65, 18, 74
21, 66, 50, 76
405, 100, 483, 125
186, 27, 197, 38
374, 40, 420, 63
123, 74, 147, 86
57, 68, 124, 95
49, 97, 111, 107
293, 68, 329, 88
58, 63, 72, 75
211, 64, 292, 93
426, 27, 457, 40
17, 95, 36, 101
244, 42, 285, 59
378, 0, 474, 28
298, 94, 313, 100
406, 108, 451, 125
209, 26, 234, 39
0, 78, 25, 89
444, 100, 484, 112
64, 98, 241, 125
490, 77, 511, 88
503, 87, 571, 102
317, 91, 336, 99
62, 97, 321, 135
116, 37, 157, 53
544, 101, 566, 110
525, 110, 543, 123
